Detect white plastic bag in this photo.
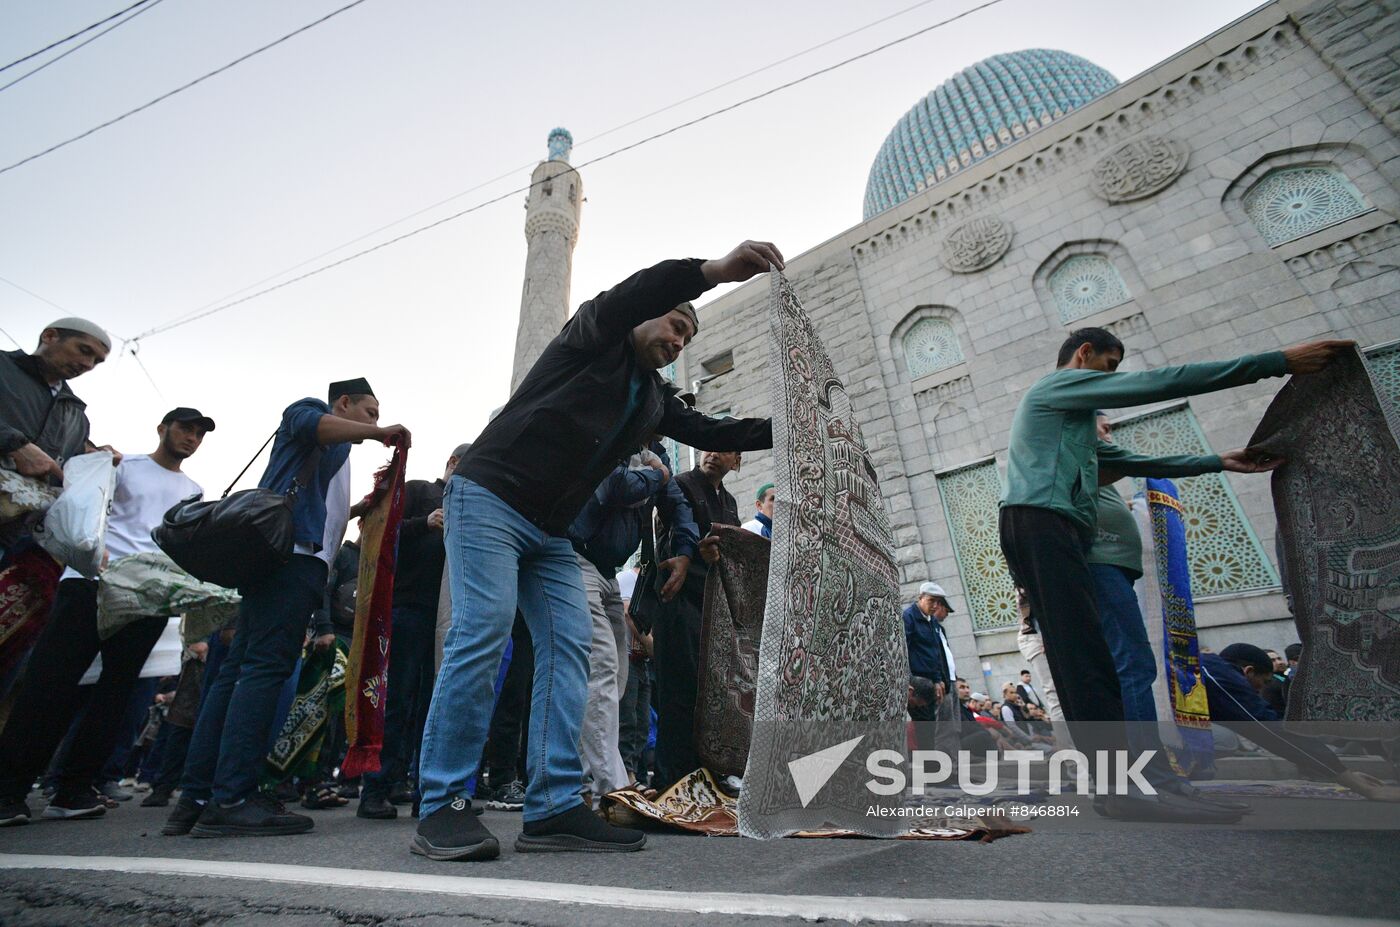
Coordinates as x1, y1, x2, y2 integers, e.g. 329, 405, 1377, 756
37, 451, 115, 578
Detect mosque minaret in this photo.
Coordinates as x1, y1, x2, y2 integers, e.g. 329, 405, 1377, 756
510, 128, 583, 392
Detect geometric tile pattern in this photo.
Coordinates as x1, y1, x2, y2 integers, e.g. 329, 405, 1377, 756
1048, 253, 1132, 324
903, 317, 965, 378
1111, 406, 1279, 596
936, 460, 1019, 630
1243, 166, 1369, 246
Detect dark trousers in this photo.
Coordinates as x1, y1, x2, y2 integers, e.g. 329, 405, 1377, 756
363, 604, 437, 797
482, 613, 532, 785
652, 578, 704, 790
1000, 507, 1129, 779
180, 555, 326, 805
618, 657, 652, 780
0, 579, 166, 799
154, 723, 193, 790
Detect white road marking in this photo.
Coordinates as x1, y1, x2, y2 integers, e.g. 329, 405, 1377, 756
0, 853, 1394, 926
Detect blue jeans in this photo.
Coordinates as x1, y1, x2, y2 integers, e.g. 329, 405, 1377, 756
362, 603, 437, 799
180, 555, 326, 805
418, 478, 591, 822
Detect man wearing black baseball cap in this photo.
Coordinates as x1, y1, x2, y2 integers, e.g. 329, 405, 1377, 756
0, 405, 213, 826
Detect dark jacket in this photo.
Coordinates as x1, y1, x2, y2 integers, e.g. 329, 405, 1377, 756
569, 443, 699, 576
314, 540, 360, 638
903, 601, 952, 686
455, 259, 772, 536
257, 399, 352, 550
394, 478, 446, 609
664, 467, 740, 590
0, 350, 91, 470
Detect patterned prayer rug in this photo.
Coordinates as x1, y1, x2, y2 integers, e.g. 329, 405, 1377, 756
1143, 479, 1215, 777
696, 525, 769, 778
263, 641, 349, 785
608, 770, 1025, 841
737, 270, 908, 839
342, 441, 408, 777
1249, 348, 1400, 739
0, 545, 62, 683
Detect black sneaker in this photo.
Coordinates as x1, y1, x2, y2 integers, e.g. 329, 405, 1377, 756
43, 789, 107, 820
141, 785, 174, 808
411, 796, 499, 861
161, 794, 206, 835
484, 779, 525, 811
191, 794, 314, 837
358, 794, 398, 820
0, 797, 32, 827
516, 802, 646, 853
388, 782, 415, 806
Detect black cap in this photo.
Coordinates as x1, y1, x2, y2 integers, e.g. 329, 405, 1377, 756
329, 377, 375, 403
162, 407, 216, 431
1220, 643, 1273, 674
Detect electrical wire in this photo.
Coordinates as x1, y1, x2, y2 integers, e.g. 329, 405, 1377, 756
0, 0, 373, 177
0, 0, 152, 75
0, 0, 167, 95
137, 0, 951, 335
129, 0, 1007, 342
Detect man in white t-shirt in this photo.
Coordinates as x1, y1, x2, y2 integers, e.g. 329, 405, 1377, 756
0, 408, 213, 825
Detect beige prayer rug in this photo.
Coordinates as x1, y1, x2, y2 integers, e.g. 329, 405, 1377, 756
606, 770, 1024, 841
1249, 347, 1400, 739
736, 269, 909, 839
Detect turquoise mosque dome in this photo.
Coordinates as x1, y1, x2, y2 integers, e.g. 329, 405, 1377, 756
863, 49, 1118, 219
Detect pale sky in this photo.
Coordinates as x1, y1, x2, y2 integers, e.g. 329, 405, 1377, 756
2, 0, 1262, 502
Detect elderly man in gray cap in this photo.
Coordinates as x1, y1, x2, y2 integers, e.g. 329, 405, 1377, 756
902, 581, 961, 758
1, 318, 120, 553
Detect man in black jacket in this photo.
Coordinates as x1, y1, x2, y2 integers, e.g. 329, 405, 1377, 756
415, 241, 783, 862
359, 445, 467, 819
653, 449, 742, 790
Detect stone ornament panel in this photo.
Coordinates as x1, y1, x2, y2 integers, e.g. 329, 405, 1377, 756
941, 216, 1013, 273
1244, 166, 1370, 247
1048, 254, 1132, 324
902, 317, 965, 378
1363, 342, 1400, 423
935, 461, 1019, 631
1089, 136, 1188, 203
1111, 407, 1278, 596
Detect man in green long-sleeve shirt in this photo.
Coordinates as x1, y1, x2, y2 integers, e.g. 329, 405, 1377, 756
998, 326, 1352, 824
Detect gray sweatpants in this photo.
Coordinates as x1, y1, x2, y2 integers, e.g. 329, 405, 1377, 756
577, 557, 630, 796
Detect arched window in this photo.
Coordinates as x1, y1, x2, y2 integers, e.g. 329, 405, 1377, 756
1243, 166, 1370, 246
1110, 406, 1277, 596
935, 459, 1018, 631
1048, 254, 1131, 324
902, 317, 965, 378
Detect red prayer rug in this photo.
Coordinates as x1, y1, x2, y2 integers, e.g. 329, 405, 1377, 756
341, 441, 408, 777
0, 546, 63, 682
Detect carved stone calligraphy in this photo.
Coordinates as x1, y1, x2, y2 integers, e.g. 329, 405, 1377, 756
942, 216, 1013, 273
1090, 136, 1189, 203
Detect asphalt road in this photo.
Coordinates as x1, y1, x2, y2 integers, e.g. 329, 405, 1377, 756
1, 791, 1397, 926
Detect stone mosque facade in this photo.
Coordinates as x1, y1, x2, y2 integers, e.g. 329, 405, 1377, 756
661, 0, 1400, 688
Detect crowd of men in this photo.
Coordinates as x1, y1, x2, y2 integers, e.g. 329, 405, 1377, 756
1, 240, 1395, 863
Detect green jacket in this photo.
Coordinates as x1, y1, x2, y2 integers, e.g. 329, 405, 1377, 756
1002, 352, 1288, 535
1087, 485, 1144, 578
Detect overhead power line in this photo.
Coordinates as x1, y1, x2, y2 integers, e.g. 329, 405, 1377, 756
0, 0, 372, 177
0, 0, 168, 95
136, 0, 950, 336
130, 0, 1007, 343
0, 0, 153, 75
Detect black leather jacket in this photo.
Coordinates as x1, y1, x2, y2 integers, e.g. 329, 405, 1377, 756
456, 258, 772, 536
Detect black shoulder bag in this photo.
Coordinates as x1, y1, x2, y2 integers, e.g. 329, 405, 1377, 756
153, 431, 322, 589
627, 505, 667, 635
